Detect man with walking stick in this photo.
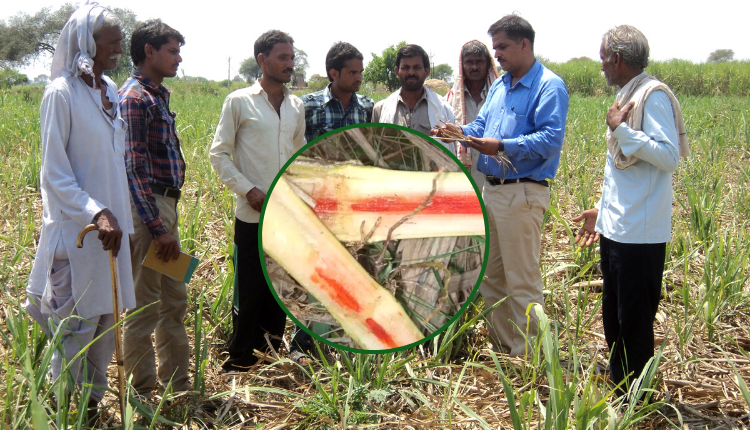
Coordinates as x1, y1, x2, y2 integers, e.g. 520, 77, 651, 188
24, 2, 135, 424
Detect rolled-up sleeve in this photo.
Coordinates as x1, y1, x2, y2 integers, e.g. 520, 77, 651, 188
121, 96, 167, 237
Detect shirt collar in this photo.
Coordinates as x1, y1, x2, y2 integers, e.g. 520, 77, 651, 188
323, 83, 361, 108
249, 79, 291, 97
131, 69, 170, 96
398, 87, 429, 105
463, 82, 489, 100
501, 59, 542, 89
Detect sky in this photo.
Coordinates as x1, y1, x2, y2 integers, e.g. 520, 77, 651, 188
3, 0, 749, 82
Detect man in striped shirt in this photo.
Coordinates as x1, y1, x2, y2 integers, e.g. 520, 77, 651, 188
119, 19, 191, 399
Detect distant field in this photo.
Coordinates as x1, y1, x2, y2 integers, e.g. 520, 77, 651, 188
1, 65, 749, 428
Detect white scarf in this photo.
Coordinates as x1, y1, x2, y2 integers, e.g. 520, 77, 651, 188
379, 86, 453, 130
607, 72, 690, 169
50, 1, 109, 82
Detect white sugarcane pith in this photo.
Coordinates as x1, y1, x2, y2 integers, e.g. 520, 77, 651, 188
263, 176, 424, 349
284, 159, 485, 242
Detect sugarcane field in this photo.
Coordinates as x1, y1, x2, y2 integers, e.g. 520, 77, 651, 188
2, 8, 750, 427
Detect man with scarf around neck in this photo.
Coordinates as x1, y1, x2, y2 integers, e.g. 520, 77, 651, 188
119, 19, 192, 400
372, 44, 454, 150
573, 25, 689, 392
210, 30, 305, 372
24, 2, 135, 421
433, 14, 569, 357
445, 40, 499, 188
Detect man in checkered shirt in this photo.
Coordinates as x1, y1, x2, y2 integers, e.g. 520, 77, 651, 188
118, 19, 192, 399
300, 42, 374, 142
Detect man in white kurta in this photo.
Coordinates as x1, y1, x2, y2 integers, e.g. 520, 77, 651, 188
24, 2, 135, 409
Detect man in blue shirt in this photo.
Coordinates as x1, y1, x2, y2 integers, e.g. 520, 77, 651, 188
300, 42, 374, 142
435, 14, 569, 356
573, 25, 687, 392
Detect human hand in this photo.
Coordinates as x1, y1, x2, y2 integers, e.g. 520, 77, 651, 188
246, 187, 266, 213
465, 136, 502, 156
431, 122, 464, 139
94, 208, 123, 257
606, 101, 635, 131
571, 208, 600, 247
153, 232, 181, 263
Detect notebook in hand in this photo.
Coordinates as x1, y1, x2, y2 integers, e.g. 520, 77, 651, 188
142, 241, 200, 283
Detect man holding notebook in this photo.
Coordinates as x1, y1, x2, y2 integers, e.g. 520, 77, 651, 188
119, 19, 192, 399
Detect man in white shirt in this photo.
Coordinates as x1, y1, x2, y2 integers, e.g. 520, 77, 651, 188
573, 25, 689, 391
24, 3, 135, 421
209, 30, 305, 372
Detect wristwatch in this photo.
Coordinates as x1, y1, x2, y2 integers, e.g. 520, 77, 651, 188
496, 140, 506, 157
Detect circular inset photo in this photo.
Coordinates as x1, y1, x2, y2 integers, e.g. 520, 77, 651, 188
260, 124, 488, 352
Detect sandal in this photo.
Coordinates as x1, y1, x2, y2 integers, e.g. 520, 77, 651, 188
290, 349, 312, 365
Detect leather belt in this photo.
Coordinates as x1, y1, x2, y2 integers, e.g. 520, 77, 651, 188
485, 176, 549, 187
150, 184, 182, 200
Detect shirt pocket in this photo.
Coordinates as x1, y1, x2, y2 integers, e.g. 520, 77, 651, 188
500, 110, 526, 140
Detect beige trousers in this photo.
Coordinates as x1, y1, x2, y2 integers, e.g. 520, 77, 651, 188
481, 182, 550, 356
123, 194, 191, 396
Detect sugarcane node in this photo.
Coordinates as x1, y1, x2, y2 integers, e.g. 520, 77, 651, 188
76, 224, 99, 248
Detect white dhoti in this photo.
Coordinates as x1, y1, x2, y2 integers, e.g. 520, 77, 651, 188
26, 241, 115, 403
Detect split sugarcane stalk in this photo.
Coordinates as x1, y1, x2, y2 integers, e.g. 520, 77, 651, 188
284, 159, 484, 243
262, 176, 424, 349
76, 224, 127, 425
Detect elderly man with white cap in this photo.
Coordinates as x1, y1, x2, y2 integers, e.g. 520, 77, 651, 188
24, 0, 135, 420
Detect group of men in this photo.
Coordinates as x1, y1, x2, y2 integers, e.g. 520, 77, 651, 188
27, 1, 688, 420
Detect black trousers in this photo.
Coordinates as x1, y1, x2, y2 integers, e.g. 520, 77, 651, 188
223, 219, 287, 370
600, 236, 666, 388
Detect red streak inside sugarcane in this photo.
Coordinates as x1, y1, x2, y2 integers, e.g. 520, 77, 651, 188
365, 318, 399, 349
314, 195, 481, 215
310, 267, 361, 312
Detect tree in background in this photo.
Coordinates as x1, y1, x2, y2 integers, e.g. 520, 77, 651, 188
232, 75, 243, 83
363, 41, 406, 92
0, 69, 29, 88
307, 73, 328, 92
707, 49, 734, 63
239, 57, 262, 83
293, 47, 308, 87
0, 3, 76, 68
431, 63, 453, 83
0, 4, 139, 79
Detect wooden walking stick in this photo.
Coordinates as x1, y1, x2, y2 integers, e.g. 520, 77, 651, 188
76, 224, 127, 424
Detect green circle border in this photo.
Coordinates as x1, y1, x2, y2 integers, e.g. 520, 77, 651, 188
258, 122, 490, 354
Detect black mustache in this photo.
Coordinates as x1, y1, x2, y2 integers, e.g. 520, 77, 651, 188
283, 69, 294, 73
